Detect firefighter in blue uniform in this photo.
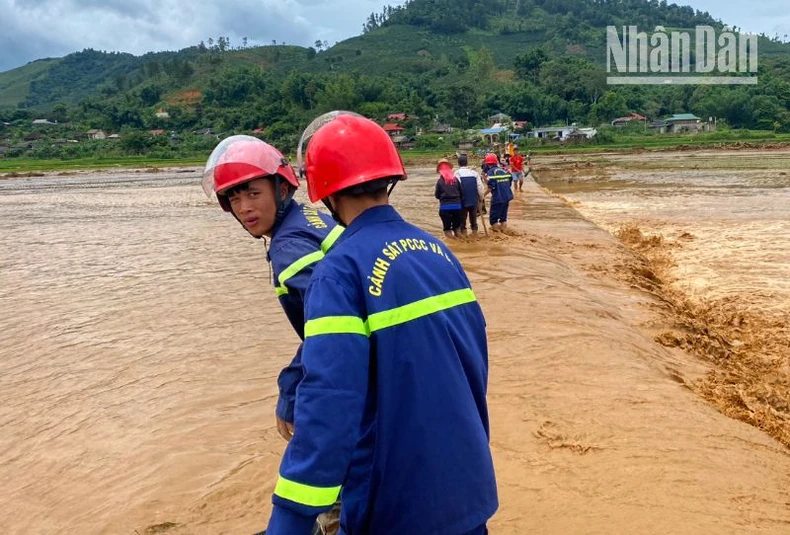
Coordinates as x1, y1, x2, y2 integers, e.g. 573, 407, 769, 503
482, 152, 514, 230
265, 112, 498, 535
202, 135, 342, 534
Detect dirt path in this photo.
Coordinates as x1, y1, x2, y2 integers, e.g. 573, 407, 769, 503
468, 180, 790, 533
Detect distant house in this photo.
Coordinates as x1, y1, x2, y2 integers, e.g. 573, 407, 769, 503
513, 120, 529, 130
382, 123, 405, 138
87, 129, 106, 140
155, 108, 170, 119
666, 113, 704, 133
488, 112, 511, 126
391, 135, 415, 149
528, 126, 596, 141
430, 123, 454, 134
387, 113, 408, 122
650, 113, 710, 134
32, 119, 58, 125
149, 129, 166, 136
611, 112, 647, 127
107, 133, 121, 139
194, 128, 214, 136
457, 139, 478, 151
479, 126, 506, 144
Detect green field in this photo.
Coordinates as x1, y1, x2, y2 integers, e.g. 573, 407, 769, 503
4, 130, 790, 175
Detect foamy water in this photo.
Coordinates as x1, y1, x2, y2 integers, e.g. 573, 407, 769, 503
537, 154, 790, 316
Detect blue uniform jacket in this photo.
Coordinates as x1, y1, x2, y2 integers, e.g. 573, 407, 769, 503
486, 166, 513, 205
267, 205, 498, 535
269, 200, 342, 423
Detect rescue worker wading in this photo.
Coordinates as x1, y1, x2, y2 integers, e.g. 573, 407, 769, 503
265, 112, 498, 535
202, 136, 343, 535
455, 153, 486, 234
483, 152, 514, 230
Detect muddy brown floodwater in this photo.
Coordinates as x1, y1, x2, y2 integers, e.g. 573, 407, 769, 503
1, 156, 789, 534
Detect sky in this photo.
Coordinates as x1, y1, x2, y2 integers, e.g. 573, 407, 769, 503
1, 0, 789, 73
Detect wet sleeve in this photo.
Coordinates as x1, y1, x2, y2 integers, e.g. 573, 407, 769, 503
275, 343, 302, 423
435, 179, 442, 200
266, 275, 370, 534
271, 238, 326, 423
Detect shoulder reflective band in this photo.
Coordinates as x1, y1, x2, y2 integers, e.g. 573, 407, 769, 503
305, 315, 369, 337
367, 288, 476, 333
304, 288, 476, 338
274, 476, 341, 507
275, 226, 344, 297
321, 225, 343, 253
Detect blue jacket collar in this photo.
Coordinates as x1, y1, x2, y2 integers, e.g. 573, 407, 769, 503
338, 204, 402, 243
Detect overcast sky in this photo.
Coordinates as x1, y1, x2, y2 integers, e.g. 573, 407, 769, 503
1, 0, 789, 73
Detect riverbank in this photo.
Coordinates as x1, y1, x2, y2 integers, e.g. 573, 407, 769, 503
4, 134, 790, 174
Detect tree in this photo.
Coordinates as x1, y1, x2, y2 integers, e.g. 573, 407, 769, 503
473, 47, 495, 80
589, 92, 629, 124
514, 48, 550, 84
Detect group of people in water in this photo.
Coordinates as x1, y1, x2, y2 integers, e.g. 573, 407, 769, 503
434, 146, 531, 238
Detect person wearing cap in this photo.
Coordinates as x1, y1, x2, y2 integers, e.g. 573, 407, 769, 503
264, 112, 498, 535
482, 152, 514, 230
434, 158, 464, 238
202, 135, 342, 535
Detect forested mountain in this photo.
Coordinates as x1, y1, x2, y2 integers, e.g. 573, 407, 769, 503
2, 0, 790, 156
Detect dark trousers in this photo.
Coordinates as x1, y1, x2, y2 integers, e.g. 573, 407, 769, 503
460, 205, 479, 232
490, 201, 510, 225
439, 209, 463, 232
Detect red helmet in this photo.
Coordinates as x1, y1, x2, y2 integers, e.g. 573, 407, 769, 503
484, 153, 498, 165
298, 111, 406, 203
202, 135, 299, 212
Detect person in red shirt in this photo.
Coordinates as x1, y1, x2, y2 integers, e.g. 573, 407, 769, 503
510, 147, 525, 192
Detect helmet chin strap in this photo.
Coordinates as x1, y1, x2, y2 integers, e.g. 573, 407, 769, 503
322, 197, 345, 226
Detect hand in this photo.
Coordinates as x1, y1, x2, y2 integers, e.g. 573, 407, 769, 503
276, 416, 294, 442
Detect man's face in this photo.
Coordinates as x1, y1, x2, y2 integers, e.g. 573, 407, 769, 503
227, 178, 278, 237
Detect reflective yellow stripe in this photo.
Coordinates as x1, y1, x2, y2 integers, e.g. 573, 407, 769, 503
305, 316, 369, 337
274, 227, 343, 297
321, 226, 343, 253
304, 289, 476, 338
367, 288, 476, 333
274, 476, 341, 507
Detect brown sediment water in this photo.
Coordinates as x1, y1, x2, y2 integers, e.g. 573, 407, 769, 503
536, 149, 790, 451
0, 159, 789, 534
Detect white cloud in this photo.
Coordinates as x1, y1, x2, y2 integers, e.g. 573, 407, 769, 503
1, 0, 788, 73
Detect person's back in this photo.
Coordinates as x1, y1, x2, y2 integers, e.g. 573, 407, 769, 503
455, 154, 483, 234
484, 159, 514, 229
265, 112, 497, 535
307, 208, 497, 533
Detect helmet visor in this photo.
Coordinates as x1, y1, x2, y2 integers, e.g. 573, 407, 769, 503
296, 111, 365, 179
202, 135, 287, 199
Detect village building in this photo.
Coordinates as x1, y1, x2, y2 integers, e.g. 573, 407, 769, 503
86, 129, 106, 140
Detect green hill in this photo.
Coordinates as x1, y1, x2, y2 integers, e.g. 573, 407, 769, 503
0, 58, 60, 108
2, 0, 790, 159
